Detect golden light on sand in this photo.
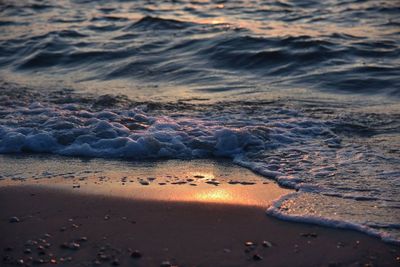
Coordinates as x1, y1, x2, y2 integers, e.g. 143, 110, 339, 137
190, 172, 215, 180
193, 189, 234, 203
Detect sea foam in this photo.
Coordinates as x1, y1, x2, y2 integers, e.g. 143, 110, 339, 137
0, 92, 399, 243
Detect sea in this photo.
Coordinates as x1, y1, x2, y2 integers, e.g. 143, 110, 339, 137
0, 0, 399, 243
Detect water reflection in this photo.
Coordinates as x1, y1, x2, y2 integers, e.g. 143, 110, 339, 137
0, 156, 291, 207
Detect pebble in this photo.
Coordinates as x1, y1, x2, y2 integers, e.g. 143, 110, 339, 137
60, 242, 80, 250
131, 250, 142, 258
240, 181, 256, 185
252, 254, 263, 261
25, 240, 35, 246
24, 248, 32, 254
300, 232, 318, 238
98, 254, 111, 261
262, 241, 272, 248
171, 181, 187, 185
140, 181, 150, 186
245, 241, 255, 247
71, 242, 80, 249
9, 216, 20, 223
78, 236, 88, 242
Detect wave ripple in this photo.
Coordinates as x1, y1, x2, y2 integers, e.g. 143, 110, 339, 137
0, 0, 399, 97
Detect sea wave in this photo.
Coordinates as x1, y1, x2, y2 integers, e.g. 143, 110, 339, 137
0, 87, 399, 242
1, 0, 399, 97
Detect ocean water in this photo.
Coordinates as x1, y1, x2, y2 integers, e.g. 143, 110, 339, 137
0, 0, 399, 243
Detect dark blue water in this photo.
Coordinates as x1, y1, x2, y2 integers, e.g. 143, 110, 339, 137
0, 0, 400, 243
1, 0, 399, 98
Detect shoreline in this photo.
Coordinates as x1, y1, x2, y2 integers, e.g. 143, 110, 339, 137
1, 185, 399, 267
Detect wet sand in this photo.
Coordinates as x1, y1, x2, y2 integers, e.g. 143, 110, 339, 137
0, 185, 399, 267
0, 157, 399, 266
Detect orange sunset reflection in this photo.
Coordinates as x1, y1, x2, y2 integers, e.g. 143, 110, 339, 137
193, 189, 234, 203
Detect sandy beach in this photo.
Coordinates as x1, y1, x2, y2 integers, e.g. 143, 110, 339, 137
0, 157, 398, 267
1, 186, 399, 267
1, 0, 400, 266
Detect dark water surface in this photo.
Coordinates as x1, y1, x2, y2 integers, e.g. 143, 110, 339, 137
0, 0, 399, 243
1, 0, 399, 98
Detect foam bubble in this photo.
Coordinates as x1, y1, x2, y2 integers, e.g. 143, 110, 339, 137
0, 91, 399, 243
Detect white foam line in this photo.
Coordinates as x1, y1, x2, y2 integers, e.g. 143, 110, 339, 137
266, 192, 400, 245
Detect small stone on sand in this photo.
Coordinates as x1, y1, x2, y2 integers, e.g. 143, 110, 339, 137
301, 232, 318, 238
240, 181, 256, 185
262, 240, 272, 248
98, 254, 110, 261
9, 216, 20, 223
78, 237, 88, 242
253, 254, 263, 261
131, 250, 142, 258
206, 181, 220, 186
60, 242, 80, 250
